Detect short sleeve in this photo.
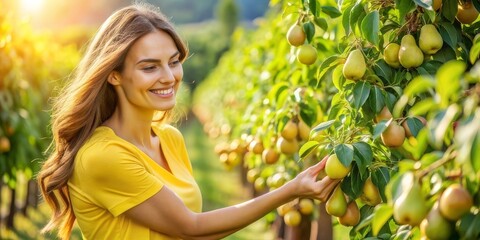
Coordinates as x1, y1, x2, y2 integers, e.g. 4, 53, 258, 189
77, 141, 163, 217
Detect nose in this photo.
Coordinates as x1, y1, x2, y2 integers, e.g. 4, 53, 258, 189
158, 65, 176, 84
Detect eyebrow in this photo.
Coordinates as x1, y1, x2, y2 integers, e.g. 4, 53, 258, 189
135, 51, 180, 65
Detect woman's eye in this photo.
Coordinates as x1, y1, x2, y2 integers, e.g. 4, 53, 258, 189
169, 60, 180, 66
142, 66, 156, 71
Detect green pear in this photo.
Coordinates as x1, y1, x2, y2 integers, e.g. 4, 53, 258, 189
325, 154, 351, 179
420, 203, 453, 240
342, 49, 366, 80
419, 24, 443, 55
326, 185, 347, 217
393, 175, 428, 226
398, 34, 424, 69
383, 43, 401, 68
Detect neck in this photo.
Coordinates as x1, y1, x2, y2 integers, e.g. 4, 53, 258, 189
104, 107, 155, 148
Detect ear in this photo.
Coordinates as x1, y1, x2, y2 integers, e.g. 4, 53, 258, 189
107, 71, 121, 85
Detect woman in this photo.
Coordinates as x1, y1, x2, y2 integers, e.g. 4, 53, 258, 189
37, 3, 339, 239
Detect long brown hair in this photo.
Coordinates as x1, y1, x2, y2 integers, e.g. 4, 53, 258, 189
37, 3, 188, 239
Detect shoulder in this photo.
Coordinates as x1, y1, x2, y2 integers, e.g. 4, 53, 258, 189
152, 123, 184, 141
76, 127, 140, 173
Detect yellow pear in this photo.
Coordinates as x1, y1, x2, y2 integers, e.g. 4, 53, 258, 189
419, 24, 443, 55
433, 0, 442, 11
361, 177, 382, 206
399, 34, 424, 69
297, 44, 318, 65
326, 185, 348, 217
325, 154, 352, 179
342, 49, 366, 80
281, 120, 298, 141
383, 43, 401, 68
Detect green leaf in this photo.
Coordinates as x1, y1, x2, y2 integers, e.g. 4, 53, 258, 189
299, 141, 320, 159
311, 119, 335, 134
457, 213, 480, 240
361, 10, 380, 46
335, 143, 354, 167
405, 117, 425, 137
471, 132, 480, 172
395, 0, 416, 24
372, 60, 393, 83
349, 2, 365, 34
438, 22, 458, 49
268, 82, 290, 103
352, 142, 373, 179
309, 0, 318, 17
409, 98, 437, 116
369, 85, 385, 114
321, 6, 342, 18
371, 167, 390, 201
436, 60, 466, 107
303, 21, 316, 43
372, 204, 393, 236
314, 17, 328, 31
403, 75, 435, 98
353, 81, 371, 110
373, 120, 390, 139
470, 38, 480, 64
342, 4, 354, 35
441, 0, 458, 23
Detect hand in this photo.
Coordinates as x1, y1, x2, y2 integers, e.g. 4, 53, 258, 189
290, 155, 340, 202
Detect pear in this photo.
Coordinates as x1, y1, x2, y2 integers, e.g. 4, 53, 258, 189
399, 34, 424, 69
384, 43, 401, 68
326, 185, 347, 217
393, 176, 429, 226
420, 203, 453, 240
438, 184, 473, 221
286, 24, 306, 47
342, 49, 366, 80
419, 24, 443, 55
361, 177, 382, 206
432, 0, 442, 11
338, 200, 361, 226
325, 154, 351, 179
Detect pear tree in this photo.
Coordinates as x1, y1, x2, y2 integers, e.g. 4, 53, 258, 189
194, 0, 480, 239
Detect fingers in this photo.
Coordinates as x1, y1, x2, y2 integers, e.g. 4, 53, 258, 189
308, 155, 329, 176
316, 177, 341, 202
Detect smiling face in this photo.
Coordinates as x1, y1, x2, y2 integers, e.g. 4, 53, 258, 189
109, 30, 183, 113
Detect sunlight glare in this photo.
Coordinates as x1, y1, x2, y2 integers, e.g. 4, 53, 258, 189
20, 0, 44, 13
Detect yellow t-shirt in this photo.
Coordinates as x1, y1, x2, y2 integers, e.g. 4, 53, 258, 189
68, 124, 202, 240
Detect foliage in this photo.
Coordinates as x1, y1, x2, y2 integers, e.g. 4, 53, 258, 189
194, 0, 480, 239
0, 0, 81, 186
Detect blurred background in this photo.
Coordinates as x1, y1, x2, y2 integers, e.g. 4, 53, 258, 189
0, 0, 274, 239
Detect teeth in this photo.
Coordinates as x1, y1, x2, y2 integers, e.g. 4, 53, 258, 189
151, 88, 173, 95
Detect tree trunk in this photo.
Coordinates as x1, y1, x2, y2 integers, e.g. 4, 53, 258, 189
6, 187, 16, 230
314, 202, 332, 240
284, 214, 312, 240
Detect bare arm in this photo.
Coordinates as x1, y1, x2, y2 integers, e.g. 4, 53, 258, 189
124, 156, 339, 239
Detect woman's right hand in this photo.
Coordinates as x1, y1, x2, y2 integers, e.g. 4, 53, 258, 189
288, 155, 340, 202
